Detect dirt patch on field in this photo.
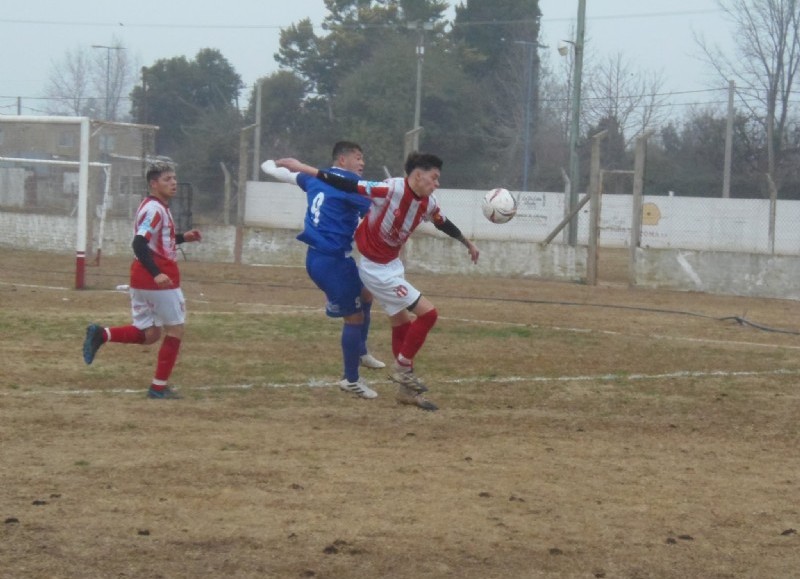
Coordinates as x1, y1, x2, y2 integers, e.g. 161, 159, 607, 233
2, 249, 800, 578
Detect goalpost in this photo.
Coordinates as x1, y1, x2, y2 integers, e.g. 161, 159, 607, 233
0, 116, 90, 287
0, 116, 157, 289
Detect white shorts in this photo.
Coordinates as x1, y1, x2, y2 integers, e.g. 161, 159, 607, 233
358, 256, 421, 316
129, 288, 186, 329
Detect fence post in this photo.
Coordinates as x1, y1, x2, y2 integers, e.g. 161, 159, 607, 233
236, 125, 255, 265
629, 133, 649, 286
766, 173, 777, 255
586, 130, 607, 285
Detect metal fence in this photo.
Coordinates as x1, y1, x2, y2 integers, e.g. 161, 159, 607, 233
0, 117, 194, 255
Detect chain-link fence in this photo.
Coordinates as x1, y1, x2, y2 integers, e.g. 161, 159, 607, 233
2, 116, 798, 273
0, 117, 196, 260
0, 117, 156, 217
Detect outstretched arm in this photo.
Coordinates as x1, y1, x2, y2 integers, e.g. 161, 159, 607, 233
275, 157, 363, 194
271, 158, 392, 199
264, 158, 358, 193
261, 160, 299, 185
274, 158, 318, 178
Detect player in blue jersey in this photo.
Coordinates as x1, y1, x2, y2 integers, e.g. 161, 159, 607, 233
286, 141, 385, 399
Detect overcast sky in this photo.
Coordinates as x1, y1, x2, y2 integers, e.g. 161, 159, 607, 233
0, 0, 731, 116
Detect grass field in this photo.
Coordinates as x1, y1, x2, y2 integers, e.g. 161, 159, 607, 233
2, 248, 800, 578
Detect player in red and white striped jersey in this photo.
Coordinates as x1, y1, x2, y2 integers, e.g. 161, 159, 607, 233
272, 153, 479, 411
82, 161, 202, 399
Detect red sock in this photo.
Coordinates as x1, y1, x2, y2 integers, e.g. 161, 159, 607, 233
108, 325, 145, 344
392, 322, 411, 358
400, 309, 438, 361
153, 335, 181, 385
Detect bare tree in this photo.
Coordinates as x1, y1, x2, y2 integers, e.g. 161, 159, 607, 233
45, 37, 137, 120
584, 52, 668, 148
44, 46, 95, 116
90, 39, 137, 122
697, 0, 800, 182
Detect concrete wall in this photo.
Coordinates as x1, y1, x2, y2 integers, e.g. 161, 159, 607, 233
0, 210, 586, 283
633, 247, 800, 301
245, 182, 800, 253
3, 178, 800, 300
1, 211, 78, 252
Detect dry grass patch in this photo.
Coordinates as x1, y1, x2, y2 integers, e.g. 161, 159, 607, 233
2, 249, 800, 578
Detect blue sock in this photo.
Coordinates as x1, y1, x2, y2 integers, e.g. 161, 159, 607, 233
360, 301, 372, 356
342, 323, 362, 383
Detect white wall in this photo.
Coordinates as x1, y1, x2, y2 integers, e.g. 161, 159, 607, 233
245, 182, 800, 255
3, 181, 799, 299
634, 247, 800, 301
0, 167, 26, 207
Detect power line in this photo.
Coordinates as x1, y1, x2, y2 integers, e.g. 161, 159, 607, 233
560, 9, 722, 22
0, 18, 288, 30
0, 8, 725, 31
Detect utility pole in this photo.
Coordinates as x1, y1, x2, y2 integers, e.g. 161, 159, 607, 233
567, 0, 586, 246
409, 22, 433, 152
723, 79, 734, 198
141, 67, 150, 125
514, 40, 544, 192
92, 44, 125, 121
252, 79, 264, 181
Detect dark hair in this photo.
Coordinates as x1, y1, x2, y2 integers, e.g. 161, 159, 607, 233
404, 152, 443, 175
331, 141, 362, 162
146, 160, 175, 183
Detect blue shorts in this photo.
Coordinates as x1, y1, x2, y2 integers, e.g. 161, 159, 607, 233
306, 249, 363, 318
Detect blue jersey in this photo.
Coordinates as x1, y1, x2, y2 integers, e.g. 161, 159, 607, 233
295, 167, 372, 255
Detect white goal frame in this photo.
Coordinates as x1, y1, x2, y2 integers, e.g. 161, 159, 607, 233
1, 116, 91, 288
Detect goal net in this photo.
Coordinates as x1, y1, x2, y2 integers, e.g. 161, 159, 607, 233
0, 116, 157, 288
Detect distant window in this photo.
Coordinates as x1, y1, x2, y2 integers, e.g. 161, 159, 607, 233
58, 131, 76, 148
63, 171, 79, 196
99, 133, 115, 152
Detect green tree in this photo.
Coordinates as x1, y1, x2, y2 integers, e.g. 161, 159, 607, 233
452, 0, 543, 188
266, 1, 456, 172
647, 109, 764, 198
452, 0, 541, 77
248, 71, 311, 155
131, 48, 242, 152
331, 33, 492, 184
249, 70, 336, 165
130, 48, 244, 212
275, 0, 447, 112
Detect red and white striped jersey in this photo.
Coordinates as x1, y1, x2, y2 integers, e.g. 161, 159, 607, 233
354, 177, 447, 264
130, 196, 180, 289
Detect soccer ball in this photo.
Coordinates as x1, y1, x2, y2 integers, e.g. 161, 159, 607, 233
481, 188, 517, 224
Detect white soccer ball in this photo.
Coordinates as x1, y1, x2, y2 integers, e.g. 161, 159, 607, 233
481, 188, 517, 224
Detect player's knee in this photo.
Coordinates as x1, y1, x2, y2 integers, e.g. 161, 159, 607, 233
142, 327, 161, 345
344, 311, 365, 325
164, 325, 185, 340
421, 308, 438, 328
